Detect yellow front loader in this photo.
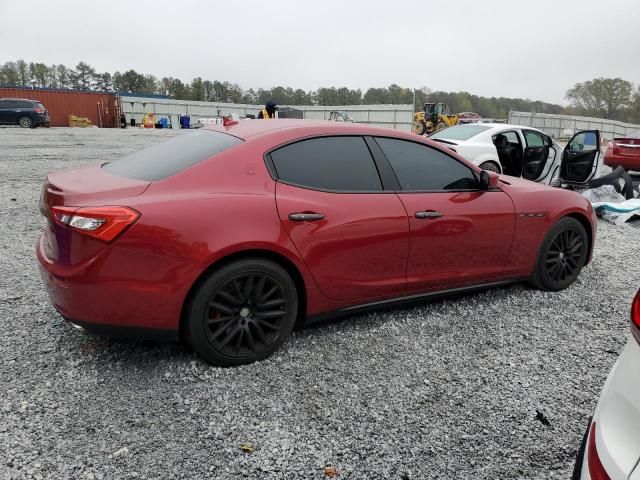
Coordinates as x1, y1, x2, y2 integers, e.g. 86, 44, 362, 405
413, 102, 458, 135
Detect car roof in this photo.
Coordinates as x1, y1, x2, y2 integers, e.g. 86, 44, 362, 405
0, 98, 37, 102
205, 119, 421, 141
475, 123, 543, 132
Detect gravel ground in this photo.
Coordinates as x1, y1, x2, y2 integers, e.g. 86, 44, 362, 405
1, 127, 639, 480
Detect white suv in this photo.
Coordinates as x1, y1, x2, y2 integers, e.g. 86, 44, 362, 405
574, 289, 640, 479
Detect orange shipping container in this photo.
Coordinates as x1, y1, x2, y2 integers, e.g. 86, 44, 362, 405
0, 87, 120, 127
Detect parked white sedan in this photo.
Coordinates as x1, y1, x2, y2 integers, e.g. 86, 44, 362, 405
573, 289, 640, 480
429, 124, 603, 187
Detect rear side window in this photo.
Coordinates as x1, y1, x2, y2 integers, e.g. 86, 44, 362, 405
375, 137, 477, 191
17, 100, 33, 108
103, 130, 242, 181
270, 136, 382, 191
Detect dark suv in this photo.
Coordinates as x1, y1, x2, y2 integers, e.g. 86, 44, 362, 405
0, 98, 50, 128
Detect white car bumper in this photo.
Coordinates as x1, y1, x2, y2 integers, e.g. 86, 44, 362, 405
578, 338, 640, 479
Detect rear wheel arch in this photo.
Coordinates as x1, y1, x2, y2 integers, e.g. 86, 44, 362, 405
179, 249, 308, 338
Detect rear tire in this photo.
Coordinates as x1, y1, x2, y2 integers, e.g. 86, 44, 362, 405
530, 217, 588, 291
479, 161, 501, 173
18, 116, 34, 128
185, 258, 298, 366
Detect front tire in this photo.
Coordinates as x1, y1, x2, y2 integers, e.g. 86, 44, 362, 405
530, 217, 588, 291
435, 122, 447, 132
18, 116, 34, 128
414, 121, 426, 135
185, 258, 298, 366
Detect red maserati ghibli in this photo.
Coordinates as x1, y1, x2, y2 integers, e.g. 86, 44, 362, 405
37, 120, 596, 366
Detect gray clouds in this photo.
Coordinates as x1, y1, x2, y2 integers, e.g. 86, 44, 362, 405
0, 0, 638, 104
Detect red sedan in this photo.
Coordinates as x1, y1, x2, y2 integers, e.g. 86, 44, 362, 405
604, 129, 640, 172
37, 120, 596, 366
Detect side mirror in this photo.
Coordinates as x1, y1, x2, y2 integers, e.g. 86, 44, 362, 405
479, 170, 500, 190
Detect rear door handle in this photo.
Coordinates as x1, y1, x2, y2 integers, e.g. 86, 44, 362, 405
288, 212, 325, 222
415, 211, 443, 219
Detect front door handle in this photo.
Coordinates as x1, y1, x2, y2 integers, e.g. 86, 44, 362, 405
288, 212, 325, 222
415, 211, 443, 219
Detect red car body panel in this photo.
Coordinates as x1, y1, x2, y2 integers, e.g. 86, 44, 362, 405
36, 120, 596, 337
604, 136, 640, 171
398, 189, 516, 291
276, 182, 409, 301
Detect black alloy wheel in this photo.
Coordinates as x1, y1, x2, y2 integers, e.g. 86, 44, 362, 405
206, 273, 288, 357
531, 217, 588, 291
185, 258, 298, 366
545, 229, 584, 283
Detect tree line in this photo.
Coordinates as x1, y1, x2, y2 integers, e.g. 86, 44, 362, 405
1, 59, 639, 123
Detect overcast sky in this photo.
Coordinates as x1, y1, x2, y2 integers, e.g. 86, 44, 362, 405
1, 0, 638, 105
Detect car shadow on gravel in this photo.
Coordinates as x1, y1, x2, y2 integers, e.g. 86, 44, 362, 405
54, 282, 529, 367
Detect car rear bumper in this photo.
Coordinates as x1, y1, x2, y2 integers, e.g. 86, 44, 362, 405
577, 339, 640, 479
604, 154, 640, 171
36, 232, 188, 336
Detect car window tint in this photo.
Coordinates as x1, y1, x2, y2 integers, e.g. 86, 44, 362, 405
270, 136, 382, 191
503, 131, 520, 143
103, 130, 243, 181
569, 132, 598, 152
375, 137, 477, 191
524, 131, 544, 147
2, 100, 18, 108
16, 100, 32, 108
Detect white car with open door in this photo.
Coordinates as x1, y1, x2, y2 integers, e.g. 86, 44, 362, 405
428, 124, 602, 187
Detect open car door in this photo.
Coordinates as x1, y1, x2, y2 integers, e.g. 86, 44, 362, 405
560, 130, 601, 185
521, 130, 555, 183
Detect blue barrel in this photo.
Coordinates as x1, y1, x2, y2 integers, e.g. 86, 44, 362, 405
179, 115, 191, 129
159, 117, 168, 129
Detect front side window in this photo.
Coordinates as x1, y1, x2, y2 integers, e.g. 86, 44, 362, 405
270, 136, 382, 192
375, 137, 477, 191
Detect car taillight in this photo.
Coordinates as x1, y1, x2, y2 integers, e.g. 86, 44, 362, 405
632, 289, 640, 345
588, 423, 611, 480
51, 206, 139, 242
605, 141, 614, 155
34, 108, 45, 113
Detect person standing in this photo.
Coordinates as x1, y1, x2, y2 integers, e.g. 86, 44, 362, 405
258, 100, 278, 119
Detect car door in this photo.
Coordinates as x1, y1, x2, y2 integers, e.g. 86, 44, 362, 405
373, 136, 516, 292
0, 100, 17, 124
560, 130, 601, 184
521, 130, 554, 182
270, 135, 410, 302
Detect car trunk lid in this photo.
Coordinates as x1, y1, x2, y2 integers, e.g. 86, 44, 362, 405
613, 137, 640, 157
42, 165, 150, 211
39, 165, 149, 265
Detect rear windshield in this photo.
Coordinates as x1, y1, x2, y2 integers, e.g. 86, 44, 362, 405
429, 124, 491, 141
103, 130, 242, 181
